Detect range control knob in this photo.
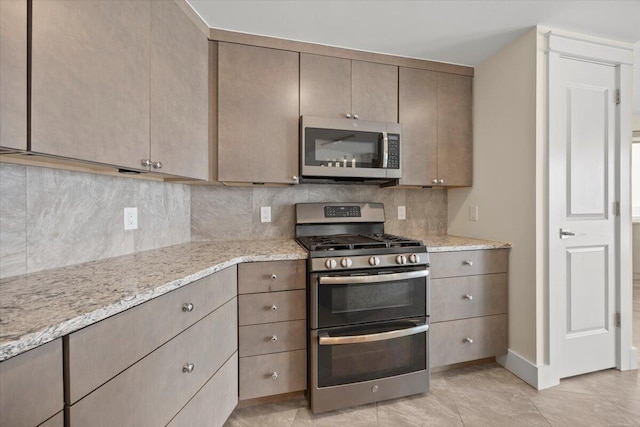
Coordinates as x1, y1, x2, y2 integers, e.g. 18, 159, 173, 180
396, 255, 407, 265
409, 254, 420, 264
368, 256, 380, 266
325, 259, 337, 269
340, 258, 353, 268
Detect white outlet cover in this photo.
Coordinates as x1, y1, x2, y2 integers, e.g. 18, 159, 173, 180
469, 205, 479, 222
260, 206, 271, 223
124, 207, 138, 230
398, 205, 406, 220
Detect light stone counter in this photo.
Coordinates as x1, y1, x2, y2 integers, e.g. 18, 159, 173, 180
0, 239, 307, 361
414, 234, 511, 252
0, 234, 509, 362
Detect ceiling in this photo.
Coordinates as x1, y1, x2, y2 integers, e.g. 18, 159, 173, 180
186, 0, 640, 67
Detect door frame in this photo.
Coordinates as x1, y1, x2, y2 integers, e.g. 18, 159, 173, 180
546, 31, 637, 385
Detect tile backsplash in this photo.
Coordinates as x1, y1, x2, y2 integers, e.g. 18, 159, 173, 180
0, 163, 447, 279
191, 184, 447, 241
0, 163, 191, 278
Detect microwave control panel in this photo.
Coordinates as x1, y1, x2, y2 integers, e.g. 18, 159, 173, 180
388, 134, 400, 169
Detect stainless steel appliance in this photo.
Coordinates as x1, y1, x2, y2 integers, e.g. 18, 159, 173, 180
300, 116, 401, 183
295, 202, 429, 413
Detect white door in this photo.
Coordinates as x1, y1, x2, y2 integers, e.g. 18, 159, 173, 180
549, 56, 618, 378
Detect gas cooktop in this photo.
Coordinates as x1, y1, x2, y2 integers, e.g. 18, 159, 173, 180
296, 233, 424, 252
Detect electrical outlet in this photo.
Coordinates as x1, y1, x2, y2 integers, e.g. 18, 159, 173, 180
260, 206, 271, 223
469, 205, 479, 222
398, 205, 406, 220
124, 207, 138, 230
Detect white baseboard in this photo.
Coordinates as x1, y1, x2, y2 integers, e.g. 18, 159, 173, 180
626, 346, 638, 370
497, 350, 559, 390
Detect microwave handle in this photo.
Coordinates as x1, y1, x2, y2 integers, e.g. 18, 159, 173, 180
318, 322, 428, 346
318, 269, 428, 285
381, 131, 389, 168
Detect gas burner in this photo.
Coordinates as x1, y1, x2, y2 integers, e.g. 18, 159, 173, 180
296, 233, 423, 252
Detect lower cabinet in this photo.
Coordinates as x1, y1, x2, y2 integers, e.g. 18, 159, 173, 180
237, 260, 307, 401
429, 249, 509, 368
0, 339, 63, 427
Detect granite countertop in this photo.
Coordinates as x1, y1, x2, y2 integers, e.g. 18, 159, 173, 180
0, 234, 510, 362
0, 239, 307, 361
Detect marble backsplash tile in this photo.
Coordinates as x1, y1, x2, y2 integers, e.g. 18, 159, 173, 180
191, 184, 447, 241
0, 164, 191, 279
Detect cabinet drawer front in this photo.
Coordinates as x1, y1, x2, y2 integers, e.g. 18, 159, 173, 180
168, 352, 238, 427
429, 249, 508, 278
68, 265, 237, 403
69, 298, 237, 427
238, 260, 305, 294
239, 320, 306, 357
238, 290, 306, 326
431, 274, 507, 322
0, 339, 63, 427
239, 350, 306, 400
430, 315, 507, 368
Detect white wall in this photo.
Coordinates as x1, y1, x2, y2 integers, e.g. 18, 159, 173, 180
448, 28, 540, 364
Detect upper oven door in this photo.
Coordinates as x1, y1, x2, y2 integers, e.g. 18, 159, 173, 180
310, 266, 429, 329
301, 116, 401, 179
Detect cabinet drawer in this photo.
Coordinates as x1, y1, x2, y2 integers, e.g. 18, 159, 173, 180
431, 274, 507, 322
238, 260, 306, 294
0, 339, 63, 427
238, 290, 306, 326
67, 265, 237, 403
239, 350, 306, 400
429, 249, 508, 278
168, 352, 238, 427
430, 314, 507, 367
239, 320, 306, 357
69, 298, 237, 427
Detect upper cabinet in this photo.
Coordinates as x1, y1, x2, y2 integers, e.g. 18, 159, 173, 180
398, 68, 472, 187
300, 54, 398, 123
31, 0, 151, 171
29, 0, 208, 180
217, 42, 299, 184
0, 0, 27, 151
437, 73, 472, 187
150, 0, 209, 180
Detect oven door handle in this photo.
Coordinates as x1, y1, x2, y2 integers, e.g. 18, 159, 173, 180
318, 269, 428, 285
318, 323, 429, 346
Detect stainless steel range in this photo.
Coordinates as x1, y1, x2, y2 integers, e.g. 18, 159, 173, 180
295, 202, 430, 414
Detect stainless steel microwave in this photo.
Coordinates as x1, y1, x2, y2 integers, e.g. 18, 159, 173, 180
300, 116, 401, 183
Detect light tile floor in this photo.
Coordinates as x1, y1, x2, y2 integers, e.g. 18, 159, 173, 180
225, 281, 640, 427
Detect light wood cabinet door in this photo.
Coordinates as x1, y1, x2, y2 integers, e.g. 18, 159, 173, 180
150, 0, 209, 180
429, 249, 508, 279
239, 350, 306, 400
437, 73, 472, 186
398, 67, 438, 186
0, 0, 27, 151
218, 42, 299, 184
0, 339, 63, 427
238, 260, 306, 294
351, 60, 398, 123
300, 53, 351, 119
238, 289, 306, 326
30, 0, 151, 170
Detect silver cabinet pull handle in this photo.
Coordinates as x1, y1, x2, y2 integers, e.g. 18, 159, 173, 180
432, 179, 438, 184
271, 335, 278, 343
464, 337, 474, 344
463, 260, 473, 266
346, 113, 351, 118
353, 114, 359, 119
438, 179, 444, 184
464, 294, 473, 301
271, 371, 278, 380
182, 363, 195, 373
182, 303, 194, 312
292, 175, 298, 182
560, 228, 585, 239
270, 304, 278, 311
271, 274, 277, 280
152, 161, 162, 169
141, 159, 151, 167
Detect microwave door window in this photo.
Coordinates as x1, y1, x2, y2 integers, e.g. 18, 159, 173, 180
306, 128, 380, 168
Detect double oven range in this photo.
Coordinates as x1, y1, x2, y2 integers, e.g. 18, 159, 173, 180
295, 202, 430, 413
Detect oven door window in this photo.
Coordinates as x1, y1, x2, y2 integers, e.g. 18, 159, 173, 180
316, 320, 427, 388
305, 127, 382, 168
317, 269, 427, 328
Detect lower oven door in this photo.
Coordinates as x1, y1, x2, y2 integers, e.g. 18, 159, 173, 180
310, 318, 429, 413
310, 267, 428, 329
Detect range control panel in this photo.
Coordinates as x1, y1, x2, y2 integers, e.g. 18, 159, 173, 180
324, 205, 361, 218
